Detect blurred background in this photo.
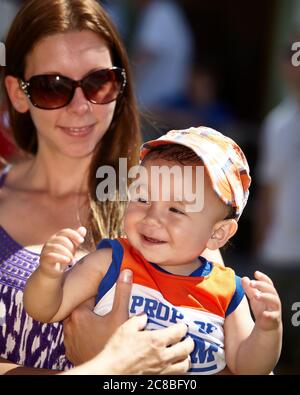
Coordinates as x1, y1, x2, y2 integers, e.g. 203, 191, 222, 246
0, 0, 300, 374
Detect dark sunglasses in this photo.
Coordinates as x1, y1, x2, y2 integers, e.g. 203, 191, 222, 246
19, 67, 126, 110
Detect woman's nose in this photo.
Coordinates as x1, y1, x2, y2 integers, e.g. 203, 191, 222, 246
66, 87, 92, 115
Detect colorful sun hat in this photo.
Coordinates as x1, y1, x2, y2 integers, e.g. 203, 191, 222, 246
140, 126, 251, 219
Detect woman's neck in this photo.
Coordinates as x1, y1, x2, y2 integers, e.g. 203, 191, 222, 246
18, 150, 92, 197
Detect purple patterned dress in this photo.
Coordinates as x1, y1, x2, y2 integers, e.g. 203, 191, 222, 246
0, 166, 71, 370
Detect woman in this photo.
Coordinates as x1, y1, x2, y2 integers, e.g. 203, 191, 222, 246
0, 0, 196, 374
0, 0, 216, 374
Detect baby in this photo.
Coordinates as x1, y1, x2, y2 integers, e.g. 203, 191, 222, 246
24, 126, 282, 374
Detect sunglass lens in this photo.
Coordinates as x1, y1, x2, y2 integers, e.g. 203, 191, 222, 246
83, 68, 124, 104
29, 75, 73, 109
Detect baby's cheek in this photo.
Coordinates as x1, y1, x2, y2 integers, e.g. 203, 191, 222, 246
124, 208, 140, 236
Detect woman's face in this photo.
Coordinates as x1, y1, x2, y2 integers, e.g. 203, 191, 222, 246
23, 30, 117, 159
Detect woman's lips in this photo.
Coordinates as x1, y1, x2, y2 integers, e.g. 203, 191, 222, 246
59, 124, 95, 137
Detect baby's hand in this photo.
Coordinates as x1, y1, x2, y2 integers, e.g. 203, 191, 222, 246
39, 227, 86, 278
242, 271, 282, 332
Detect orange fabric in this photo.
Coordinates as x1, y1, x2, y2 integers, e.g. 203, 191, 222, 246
117, 238, 236, 318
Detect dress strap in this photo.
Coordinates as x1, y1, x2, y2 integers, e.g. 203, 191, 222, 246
0, 164, 12, 188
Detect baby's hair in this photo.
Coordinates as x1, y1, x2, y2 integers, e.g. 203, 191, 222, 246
224, 205, 236, 220
141, 143, 237, 220
141, 143, 201, 166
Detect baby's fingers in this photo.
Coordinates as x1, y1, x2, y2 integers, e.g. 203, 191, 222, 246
241, 277, 258, 299
77, 226, 87, 238
262, 310, 281, 321
55, 227, 86, 249
249, 280, 278, 296
254, 271, 274, 285
44, 243, 74, 261
255, 292, 281, 312
40, 252, 72, 275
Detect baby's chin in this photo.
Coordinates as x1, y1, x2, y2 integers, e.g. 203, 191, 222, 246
137, 249, 168, 265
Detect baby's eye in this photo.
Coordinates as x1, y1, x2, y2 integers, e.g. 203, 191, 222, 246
169, 207, 185, 215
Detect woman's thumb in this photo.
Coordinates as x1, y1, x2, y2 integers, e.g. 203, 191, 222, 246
119, 269, 133, 285
111, 269, 133, 321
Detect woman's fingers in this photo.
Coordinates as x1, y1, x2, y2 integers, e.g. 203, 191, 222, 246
121, 313, 148, 332
95, 315, 195, 375
117, 318, 190, 353
160, 357, 191, 375
162, 336, 194, 363
153, 323, 188, 347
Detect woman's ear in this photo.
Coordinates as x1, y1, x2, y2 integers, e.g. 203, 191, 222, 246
4, 75, 30, 113
206, 219, 238, 250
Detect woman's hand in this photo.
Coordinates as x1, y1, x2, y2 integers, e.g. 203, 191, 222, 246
63, 269, 133, 365
64, 314, 194, 375
94, 314, 194, 375
63, 268, 194, 374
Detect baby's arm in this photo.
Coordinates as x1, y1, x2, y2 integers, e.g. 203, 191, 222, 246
225, 271, 282, 375
24, 227, 112, 323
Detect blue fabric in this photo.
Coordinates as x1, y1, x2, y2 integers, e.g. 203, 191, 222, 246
95, 239, 124, 304
225, 275, 245, 316
150, 256, 213, 277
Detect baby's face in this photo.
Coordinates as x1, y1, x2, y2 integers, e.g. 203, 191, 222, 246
124, 158, 227, 275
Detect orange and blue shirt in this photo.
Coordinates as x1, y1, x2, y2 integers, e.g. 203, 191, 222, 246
94, 238, 244, 374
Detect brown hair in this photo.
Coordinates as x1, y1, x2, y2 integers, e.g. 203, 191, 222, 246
2, 0, 142, 247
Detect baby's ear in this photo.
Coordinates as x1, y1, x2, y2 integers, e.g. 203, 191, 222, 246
206, 219, 238, 250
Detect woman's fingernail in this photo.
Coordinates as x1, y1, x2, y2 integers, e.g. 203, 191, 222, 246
121, 269, 133, 284
78, 226, 87, 237
55, 262, 62, 272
